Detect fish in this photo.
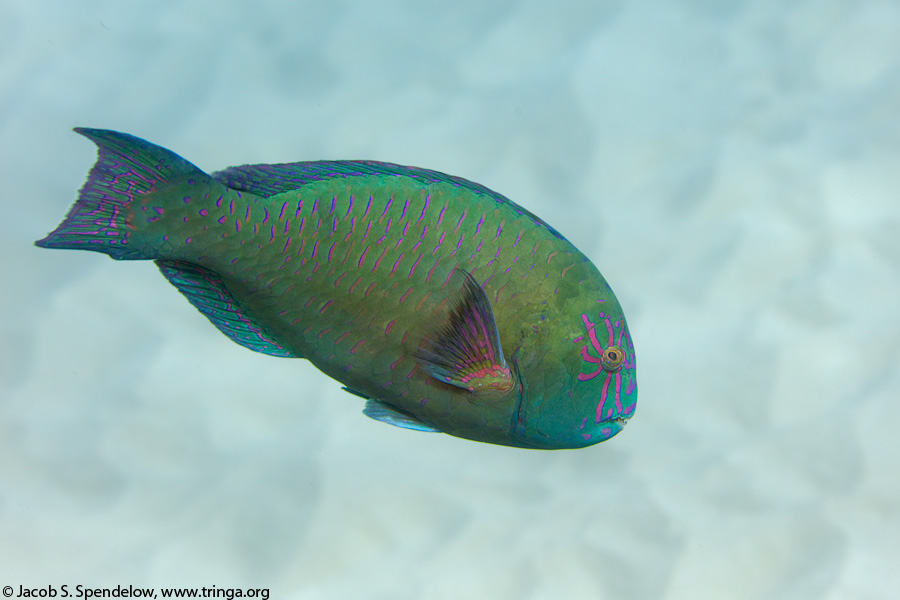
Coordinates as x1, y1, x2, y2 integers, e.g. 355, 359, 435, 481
35, 128, 637, 449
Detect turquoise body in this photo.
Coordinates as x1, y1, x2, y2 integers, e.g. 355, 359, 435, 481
36, 129, 637, 449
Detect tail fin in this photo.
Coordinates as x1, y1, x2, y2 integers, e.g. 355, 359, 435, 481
35, 128, 207, 260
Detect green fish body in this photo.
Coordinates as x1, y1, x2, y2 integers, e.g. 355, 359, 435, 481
37, 129, 636, 449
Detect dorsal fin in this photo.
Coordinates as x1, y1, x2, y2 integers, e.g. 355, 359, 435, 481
156, 259, 299, 358
212, 160, 503, 198
211, 160, 563, 239
415, 270, 514, 395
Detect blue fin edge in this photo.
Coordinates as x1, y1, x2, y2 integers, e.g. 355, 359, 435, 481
362, 399, 441, 433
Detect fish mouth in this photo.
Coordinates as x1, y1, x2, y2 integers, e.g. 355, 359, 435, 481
612, 415, 631, 428
593, 415, 630, 443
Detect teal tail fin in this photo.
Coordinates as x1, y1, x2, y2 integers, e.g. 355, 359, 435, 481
35, 128, 206, 260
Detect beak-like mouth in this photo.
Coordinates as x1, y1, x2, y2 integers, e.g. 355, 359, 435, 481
591, 414, 630, 444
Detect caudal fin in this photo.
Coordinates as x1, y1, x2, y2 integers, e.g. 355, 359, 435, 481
35, 128, 207, 260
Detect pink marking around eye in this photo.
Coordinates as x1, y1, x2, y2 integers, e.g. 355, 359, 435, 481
626, 379, 636, 395
596, 376, 611, 423
614, 373, 623, 412
575, 311, 625, 382
605, 319, 615, 346
588, 323, 605, 358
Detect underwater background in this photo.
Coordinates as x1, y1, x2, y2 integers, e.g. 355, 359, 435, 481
2, 0, 899, 598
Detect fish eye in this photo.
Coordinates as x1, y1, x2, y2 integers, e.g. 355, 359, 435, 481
602, 345, 624, 371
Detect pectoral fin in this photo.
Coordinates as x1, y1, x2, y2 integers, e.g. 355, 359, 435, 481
415, 269, 515, 394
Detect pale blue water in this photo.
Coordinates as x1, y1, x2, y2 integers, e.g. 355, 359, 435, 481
2, 1, 899, 598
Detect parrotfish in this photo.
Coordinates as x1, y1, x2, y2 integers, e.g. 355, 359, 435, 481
36, 128, 636, 449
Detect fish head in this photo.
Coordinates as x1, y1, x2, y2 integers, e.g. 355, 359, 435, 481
512, 302, 637, 450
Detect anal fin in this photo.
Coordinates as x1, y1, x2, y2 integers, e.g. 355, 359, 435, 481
156, 259, 299, 358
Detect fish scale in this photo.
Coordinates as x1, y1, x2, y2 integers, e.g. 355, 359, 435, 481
36, 128, 637, 449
